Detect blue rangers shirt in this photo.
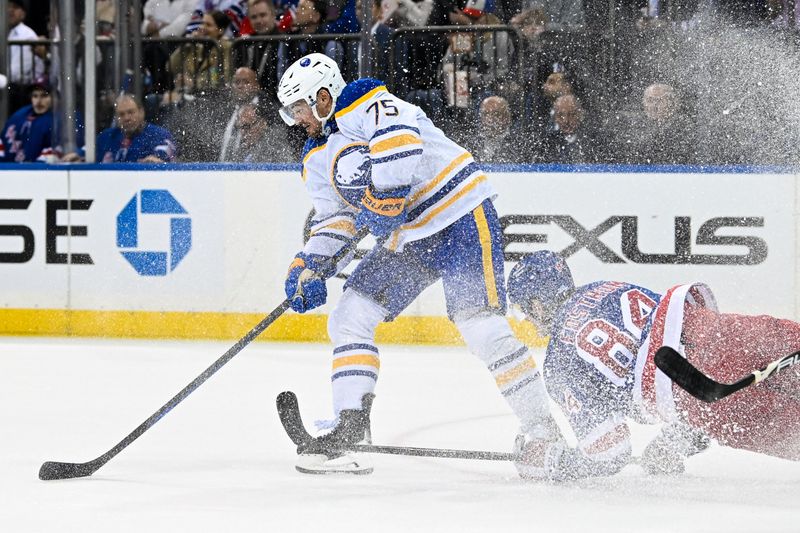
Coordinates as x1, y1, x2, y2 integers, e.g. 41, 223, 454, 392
97, 122, 177, 163
543, 280, 661, 476
0, 105, 85, 162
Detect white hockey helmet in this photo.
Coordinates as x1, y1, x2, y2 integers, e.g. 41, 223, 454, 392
277, 53, 346, 127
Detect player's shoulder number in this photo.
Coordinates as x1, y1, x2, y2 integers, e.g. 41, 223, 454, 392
366, 98, 398, 125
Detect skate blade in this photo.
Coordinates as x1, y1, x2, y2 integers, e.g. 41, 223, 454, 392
295, 453, 373, 475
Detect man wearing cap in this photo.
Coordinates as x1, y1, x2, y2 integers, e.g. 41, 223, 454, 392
0, 80, 83, 163
7, 0, 45, 113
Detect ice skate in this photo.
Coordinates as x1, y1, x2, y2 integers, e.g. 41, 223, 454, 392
295, 395, 374, 475
512, 415, 567, 481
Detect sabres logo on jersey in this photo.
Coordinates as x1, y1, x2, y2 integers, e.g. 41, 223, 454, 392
331, 142, 371, 208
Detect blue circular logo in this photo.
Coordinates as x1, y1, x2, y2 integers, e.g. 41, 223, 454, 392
300, 58, 311, 67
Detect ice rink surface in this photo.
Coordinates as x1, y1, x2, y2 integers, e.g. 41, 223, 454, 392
2, 336, 799, 533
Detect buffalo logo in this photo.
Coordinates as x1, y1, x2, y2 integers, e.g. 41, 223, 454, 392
331, 142, 371, 207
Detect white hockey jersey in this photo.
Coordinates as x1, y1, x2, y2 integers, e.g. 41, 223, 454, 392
333, 78, 494, 252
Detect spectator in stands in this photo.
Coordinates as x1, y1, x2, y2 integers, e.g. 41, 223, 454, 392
541, 94, 600, 164
234, 0, 281, 99
168, 10, 233, 94
185, 0, 249, 37
96, 94, 177, 163
537, 70, 574, 134
510, 5, 547, 40
219, 67, 263, 161
156, 72, 210, 161
280, 0, 332, 68
469, 95, 531, 163
621, 83, 698, 165
0, 79, 84, 163
441, 2, 513, 112
141, 0, 196, 92
397, 0, 450, 93
142, 0, 196, 38
227, 103, 293, 161
7, 0, 45, 113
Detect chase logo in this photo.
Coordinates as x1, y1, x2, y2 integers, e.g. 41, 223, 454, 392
116, 189, 191, 276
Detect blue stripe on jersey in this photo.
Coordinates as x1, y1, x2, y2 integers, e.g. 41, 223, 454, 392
502, 375, 539, 396
314, 231, 352, 243
332, 370, 379, 381
372, 149, 424, 165
406, 161, 479, 221
488, 347, 529, 371
372, 124, 421, 139
335, 78, 386, 113
333, 343, 379, 354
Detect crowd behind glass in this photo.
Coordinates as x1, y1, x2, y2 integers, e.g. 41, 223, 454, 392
2, 0, 799, 165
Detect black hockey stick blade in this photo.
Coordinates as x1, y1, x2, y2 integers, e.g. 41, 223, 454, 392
39, 460, 101, 481
655, 346, 800, 403
276, 391, 313, 446
39, 229, 369, 481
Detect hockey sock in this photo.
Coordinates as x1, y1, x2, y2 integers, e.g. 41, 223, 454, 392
328, 289, 387, 415
456, 311, 552, 432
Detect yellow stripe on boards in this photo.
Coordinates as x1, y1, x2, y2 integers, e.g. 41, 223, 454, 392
332, 354, 380, 370
472, 204, 499, 308
494, 357, 538, 388
0, 309, 548, 346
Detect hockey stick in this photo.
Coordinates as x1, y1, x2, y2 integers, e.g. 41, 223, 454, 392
38, 228, 369, 481
655, 346, 800, 403
276, 391, 519, 462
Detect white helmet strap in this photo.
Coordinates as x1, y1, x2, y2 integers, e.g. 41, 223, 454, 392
310, 89, 335, 128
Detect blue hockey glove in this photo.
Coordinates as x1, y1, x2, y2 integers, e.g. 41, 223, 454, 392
284, 253, 328, 313
356, 185, 411, 237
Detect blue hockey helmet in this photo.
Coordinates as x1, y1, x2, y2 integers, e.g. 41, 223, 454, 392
508, 251, 574, 328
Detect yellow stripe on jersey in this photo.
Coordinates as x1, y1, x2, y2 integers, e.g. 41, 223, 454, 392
302, 143, 326, 182
403, 174, 488, 232
388, 173, 488, 250
312, 219, 356, 236
334, 86, 387, 119
473, 204, 499, 308
332, 354, 381, 370
494, 357, 537, 388
408, 152, 472, 206
370, 134, 423, 155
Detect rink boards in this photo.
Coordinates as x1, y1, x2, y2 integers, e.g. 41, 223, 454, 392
0, 163, 796, 343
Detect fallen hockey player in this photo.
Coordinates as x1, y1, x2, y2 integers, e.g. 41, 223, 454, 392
506, 250, 800, 481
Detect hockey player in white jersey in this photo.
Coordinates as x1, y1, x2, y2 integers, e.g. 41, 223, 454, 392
277, 53, 563, 475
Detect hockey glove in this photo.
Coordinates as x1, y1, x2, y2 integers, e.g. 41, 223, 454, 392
356, 185, 411, 237
640, 422, 710, 476
513, 416, 578, 482
285, 253, 328, 313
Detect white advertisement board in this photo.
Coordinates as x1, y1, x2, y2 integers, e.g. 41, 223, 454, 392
0, 166, 796, 340
491, 171, 794, 318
